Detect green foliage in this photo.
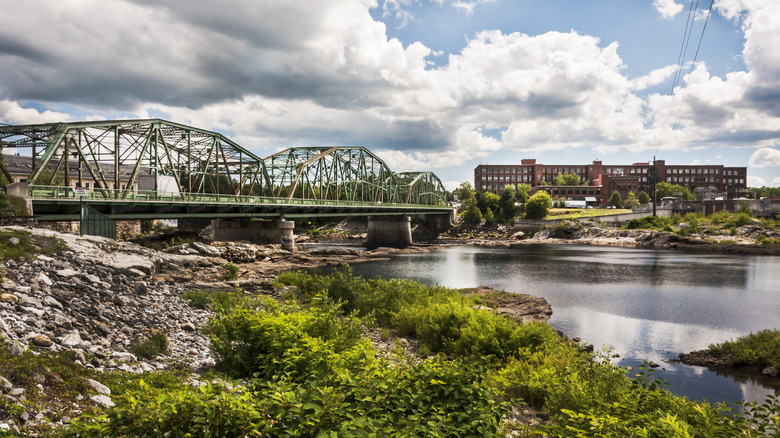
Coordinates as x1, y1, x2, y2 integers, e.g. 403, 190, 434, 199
217, 261, 239, 281
638, 190, 650, 204
0, 339, 93, 430
750, 186, 780, 198
0, 193, 29, 217
0, 230, 66, 261
60, 271, 780, 437
554, 172, 582, 186
677, 212, 703, 236
483, 207, 496, 224
709, 329, 780, 369
525, 191, 551, 219
68, 358, 508, 438
516, 183, 531, 205
454, 181, 476, 203
477, 191, 500, 218
757, 235, 780, 245
129, 330, 170, 360
462, 202, 483, 223
655, 181, 694, 200
499, 185, 518, 222
625, 191, 638, 208
608, 191, 623, 208
625, 216, 672, 231
204, 299, 367, 380
541, 365, 746, 437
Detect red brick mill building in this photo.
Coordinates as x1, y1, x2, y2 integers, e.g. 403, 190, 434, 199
474, 159, 748, 206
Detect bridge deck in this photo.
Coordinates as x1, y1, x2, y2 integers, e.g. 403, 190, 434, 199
28, 186, 452, 220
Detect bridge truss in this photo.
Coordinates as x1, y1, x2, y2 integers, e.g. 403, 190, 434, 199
0, 119, 450, 220
0, 119, 270, 199
264, 146, 400, 203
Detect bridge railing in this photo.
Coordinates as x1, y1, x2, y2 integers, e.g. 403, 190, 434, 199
28, 185, 450, 210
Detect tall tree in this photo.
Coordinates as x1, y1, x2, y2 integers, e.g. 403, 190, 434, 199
525, 191, 551, 219
516, 184, 531, 204
608, 191, 623, 208
499, 185, 518, 223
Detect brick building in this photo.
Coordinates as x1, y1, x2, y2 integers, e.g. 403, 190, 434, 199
474, 159, 747, 205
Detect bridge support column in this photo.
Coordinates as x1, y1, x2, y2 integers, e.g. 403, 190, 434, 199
5, 182, 33, 215
420, 212, 454, 235
365, 216, 412, 249
211, 219, 296, 251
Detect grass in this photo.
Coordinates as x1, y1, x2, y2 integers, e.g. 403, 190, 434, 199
709, 329, 780, 369
544, 208, 631, 220
0, 229, 68, 262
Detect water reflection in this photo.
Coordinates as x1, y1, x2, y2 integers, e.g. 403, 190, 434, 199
340, 244, 780, 407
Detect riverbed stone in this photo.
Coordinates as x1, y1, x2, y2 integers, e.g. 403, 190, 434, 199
762, 366, 778, 377
31, 334, 53, 348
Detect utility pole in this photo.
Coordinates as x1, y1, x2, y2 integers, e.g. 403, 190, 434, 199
651, 156, 657, 217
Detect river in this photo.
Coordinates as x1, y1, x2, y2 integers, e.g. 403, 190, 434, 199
311, 242, 780, 408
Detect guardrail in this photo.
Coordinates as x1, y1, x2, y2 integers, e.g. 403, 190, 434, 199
27, 185, 449, 210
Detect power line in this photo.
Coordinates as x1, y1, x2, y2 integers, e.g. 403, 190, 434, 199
656, 0, 714, 159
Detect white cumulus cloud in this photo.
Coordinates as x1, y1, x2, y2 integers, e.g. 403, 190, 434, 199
653, 0, 684, 19
748, 148, 780, 167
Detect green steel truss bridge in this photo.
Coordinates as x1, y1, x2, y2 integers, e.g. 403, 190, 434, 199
0, 119, 451, 221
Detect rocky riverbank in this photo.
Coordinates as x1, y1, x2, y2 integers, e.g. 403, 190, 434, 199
520, 219, 780, 255
0, 226, 552, 433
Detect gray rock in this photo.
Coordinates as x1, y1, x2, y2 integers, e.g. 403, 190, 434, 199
0, 376, 12, 393
134, 282, 148, 294
59, 332, 83, 347
192, 242, 221, 257
8, 237, 19, 246
90, 394, 115, 408
86, 378, 111, 395
43, 296, 63, 310
126, 269, 146, 278
8, 343, 24, 356
31, 334, 53, 348
762, 366, 778, 377
111, 352, 137, 363
36, 273, 53, 287
56, 269, 79, 278
9, 388, 25, 397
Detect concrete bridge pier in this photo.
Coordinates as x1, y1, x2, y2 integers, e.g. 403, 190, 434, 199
211, 218, 296, 251
420, 212, 455, 235
365, 216, 412, 249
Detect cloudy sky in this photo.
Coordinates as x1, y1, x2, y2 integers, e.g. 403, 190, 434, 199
1, 0, 779, 189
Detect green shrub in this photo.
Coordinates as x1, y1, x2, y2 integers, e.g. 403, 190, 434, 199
625, 216, 672, 231
204, 299, 367, 380
525, 191, 552, 219
181, 288, 256, 313
67, 358, 509, 438
129, 330, 170, 360
709, 329, 780, 369
217, 261, 239, 281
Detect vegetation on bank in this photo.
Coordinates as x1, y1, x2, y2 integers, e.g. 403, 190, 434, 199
624, 208, 778, 242
13, 268, 765, 436
709, 329, 780, 370
546, 207, 631, 220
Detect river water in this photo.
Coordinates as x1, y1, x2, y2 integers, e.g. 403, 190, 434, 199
314, 243, 780, 408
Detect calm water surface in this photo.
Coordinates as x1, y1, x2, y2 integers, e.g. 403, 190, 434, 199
333, 243, 780, 407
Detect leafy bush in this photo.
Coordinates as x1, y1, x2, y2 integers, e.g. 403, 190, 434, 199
524, 191, 552, 219
625, 215, 672, 231
204, 299, 368, 380
709, 329, 780, 369
181, 288, 255, 313
217, 261, 239, 281
67, 358, 509, 438
129, 330, 170, 360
